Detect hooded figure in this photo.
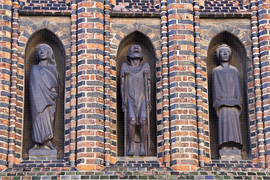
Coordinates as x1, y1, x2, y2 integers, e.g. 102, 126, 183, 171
29, 44, 58, 150
212, 44, 243, 150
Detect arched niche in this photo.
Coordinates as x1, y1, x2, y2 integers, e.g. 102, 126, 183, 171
116, 31, 157, 156
23, 29, 65, 159
207, 31, 250, 159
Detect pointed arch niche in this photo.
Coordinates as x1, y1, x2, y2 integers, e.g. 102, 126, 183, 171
23, 29, 65, 159
116, 31, 157, 156
207, 31, 250, 159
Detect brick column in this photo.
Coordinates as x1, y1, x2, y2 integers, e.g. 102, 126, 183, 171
258, 0, 270, 168
77, 0, 104, 170
0, 0, 12, 170
159, 0, 170, 167
7, 0, 20, 168
68, 0, 77, 167
104, 0, 112, 166
168, 0, 198, 170
250, 0, 264, 167
194, 0, 208, 167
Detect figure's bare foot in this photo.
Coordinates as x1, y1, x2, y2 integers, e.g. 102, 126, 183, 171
30, 144, 40, 150
45, 141, 56, 150
128, 149, 134, 156
128, 144, 134, 156
140, 145, 146, 156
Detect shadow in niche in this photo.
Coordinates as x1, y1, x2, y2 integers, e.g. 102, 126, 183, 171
116, 31, 157, 157
207, 31, 250, 160
23, 29, 65, 159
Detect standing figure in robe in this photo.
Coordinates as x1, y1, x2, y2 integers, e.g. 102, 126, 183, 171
29, 44, 58, 150
212, 44, 243, 152
121, 44, 151, 156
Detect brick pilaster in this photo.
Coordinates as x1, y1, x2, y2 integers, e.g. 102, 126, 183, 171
159, 0, 170, 167
250, 0, 264, 167
76, 0, 105, 170
194, 0, 210, 167
104, 0, 112, 166
168, 0, 198, 170
0, 0, 12, 170
258, 0, 270, 168
7, 0, 20, 168
68, 0, 77, 167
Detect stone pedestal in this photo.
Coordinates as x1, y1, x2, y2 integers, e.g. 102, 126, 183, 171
29, 148, 57, 161
219, 149, 241, 161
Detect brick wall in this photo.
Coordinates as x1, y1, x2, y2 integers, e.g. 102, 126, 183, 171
2, 0, 270, 173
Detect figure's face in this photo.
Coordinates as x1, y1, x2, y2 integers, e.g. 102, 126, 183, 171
37, 45, 49, 61
219, 48, 231, 62
128, 45, 143, 60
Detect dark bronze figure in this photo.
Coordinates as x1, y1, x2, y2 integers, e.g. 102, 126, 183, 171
29, 44, 58, 151
212, 44, 243, 153
121, 44, 151, 156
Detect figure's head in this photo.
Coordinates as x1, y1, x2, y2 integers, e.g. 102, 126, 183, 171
127, 44, 143, 62
216, 44, 232, 63
35, 44, 55, 65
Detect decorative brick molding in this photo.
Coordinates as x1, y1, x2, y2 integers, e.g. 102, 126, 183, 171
18, 0, 71, 15
112, 0, 160, 13
201, 0, 248, 12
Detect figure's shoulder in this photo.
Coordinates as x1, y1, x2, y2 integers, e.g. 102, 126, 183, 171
229, 65, 239, 72
141, 62, 150, 70
30, 65, 39, 73
120, 62, 129, 71
212, 65, 222, 73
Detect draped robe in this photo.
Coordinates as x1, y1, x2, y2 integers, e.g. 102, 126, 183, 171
212, 65, 243, 148
29, 64, 58, 144
121, 62, 151, 125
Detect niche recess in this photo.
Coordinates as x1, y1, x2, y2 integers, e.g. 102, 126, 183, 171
207, 31, 250, 159
23, 29, 65, 159
116, 31, 157, 156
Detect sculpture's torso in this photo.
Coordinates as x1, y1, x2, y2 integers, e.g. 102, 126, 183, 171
121, 62, 150, 124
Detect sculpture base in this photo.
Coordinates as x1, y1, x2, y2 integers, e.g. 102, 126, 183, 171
29, 148, 57, 161
219, 149, 241, 161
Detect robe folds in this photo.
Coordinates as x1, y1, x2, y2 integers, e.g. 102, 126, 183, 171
212, 65, 243, 148
29, 64, 58, 144
121, 62, 151, 125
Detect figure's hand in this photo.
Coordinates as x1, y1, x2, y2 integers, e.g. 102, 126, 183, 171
122, 102, 127, 111
144, 71, 149, 75
51, 87, 57, 92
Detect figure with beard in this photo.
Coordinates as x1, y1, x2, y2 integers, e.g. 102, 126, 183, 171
212, 44, 243, 155
29, 44, 58, 151
121, 44, 151, 156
